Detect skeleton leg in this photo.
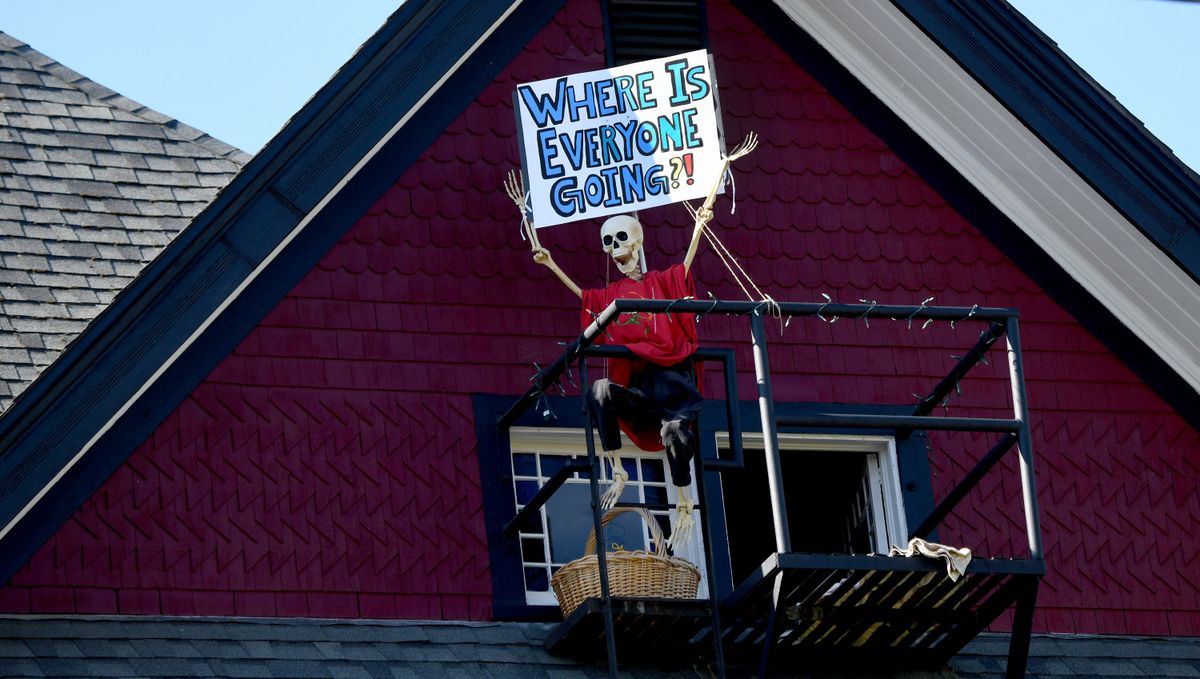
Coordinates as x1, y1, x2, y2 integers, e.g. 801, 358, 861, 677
589, 379, 632, 511
667, 485, 695, 551
661, 418, 698, 550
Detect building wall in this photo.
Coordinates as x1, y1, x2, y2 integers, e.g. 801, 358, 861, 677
1, 0, 1196, 635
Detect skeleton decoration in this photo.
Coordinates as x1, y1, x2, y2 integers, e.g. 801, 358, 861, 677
505, 133, 758, 550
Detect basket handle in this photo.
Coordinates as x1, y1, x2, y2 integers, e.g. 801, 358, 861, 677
583, 507, 666, 556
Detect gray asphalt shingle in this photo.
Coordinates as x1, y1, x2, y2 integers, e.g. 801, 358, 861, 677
0, 31, 249, 412
1, 616, 1197, 679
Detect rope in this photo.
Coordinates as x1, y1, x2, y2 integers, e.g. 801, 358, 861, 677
695, 215, 784, 328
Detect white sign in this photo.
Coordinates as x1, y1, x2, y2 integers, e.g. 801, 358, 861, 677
514, 50, 724, 228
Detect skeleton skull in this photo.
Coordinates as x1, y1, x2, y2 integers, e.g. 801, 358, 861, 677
600, 214, 644, 279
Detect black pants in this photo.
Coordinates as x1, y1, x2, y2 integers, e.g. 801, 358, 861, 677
587, 360, 703, 486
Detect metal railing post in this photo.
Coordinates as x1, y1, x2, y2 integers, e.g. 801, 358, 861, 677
579, 359, 619, 677
1005, 318, 1043, 560
750, 313, 790, 553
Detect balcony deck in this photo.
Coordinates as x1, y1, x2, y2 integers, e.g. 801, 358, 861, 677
721, 553, 1044, 667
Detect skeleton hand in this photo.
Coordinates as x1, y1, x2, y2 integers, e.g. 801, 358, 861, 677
666, 497, 695, 551
726, 131, 758, 162
600, 467, 628, 511
504, 170, 527, 213
532, 247, 552, 266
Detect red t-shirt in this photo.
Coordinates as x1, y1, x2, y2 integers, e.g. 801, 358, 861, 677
581, 264, 700, 450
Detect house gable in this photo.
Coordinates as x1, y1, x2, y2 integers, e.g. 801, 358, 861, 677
0, 2, 1190, 662
0, 0, 1194, 642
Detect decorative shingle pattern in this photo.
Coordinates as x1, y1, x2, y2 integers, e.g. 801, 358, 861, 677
0, 32, 249, 411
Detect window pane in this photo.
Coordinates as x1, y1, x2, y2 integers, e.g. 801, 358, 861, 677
604, 483, 639, 507
524, 567, 549, 592
641, 458, 665, 482
513, 453, 537, 477
516, 480, 540, 506
546, 484, 596, 563
516, 510, 541, 535
576, 466, 591, 479
522, 537, 547, 564
644, 485, 668, 507
621, 458, 638, 481
601, 512, 646, 553
541, 454, 572, 478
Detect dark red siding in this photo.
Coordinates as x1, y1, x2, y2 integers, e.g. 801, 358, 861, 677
1, 0, 1196, 636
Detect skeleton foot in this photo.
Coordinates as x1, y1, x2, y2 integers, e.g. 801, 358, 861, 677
666, 496, 696, 551
600, 462, 628, 511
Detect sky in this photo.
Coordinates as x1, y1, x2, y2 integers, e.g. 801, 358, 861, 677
3, 0, 1198, 172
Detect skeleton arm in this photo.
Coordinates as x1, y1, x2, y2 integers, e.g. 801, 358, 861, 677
533, 247, 582, 299
682, 133, 759, 275
506, 170, 583, 298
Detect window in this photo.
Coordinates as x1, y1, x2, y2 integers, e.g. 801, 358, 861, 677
716, 433, 909, 584
476, 395, 933, 617
510, 427, 708, 606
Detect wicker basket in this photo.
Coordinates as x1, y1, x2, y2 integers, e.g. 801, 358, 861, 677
550, 507, 700, 617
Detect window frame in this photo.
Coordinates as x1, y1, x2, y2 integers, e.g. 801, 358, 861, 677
475, 394, 936, 619
509, 426, 708, 607
715, 431, 910, 554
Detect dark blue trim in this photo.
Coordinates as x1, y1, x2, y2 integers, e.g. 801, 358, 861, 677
892, 0, 1200, 285
733, 0, 1200, 434
0, 0, 567, 586
475, 394, 563, 621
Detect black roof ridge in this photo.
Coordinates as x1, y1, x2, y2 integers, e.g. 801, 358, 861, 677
998, 1, 1200, 188
892, 0, 1200, 282
0, 31, 250, 164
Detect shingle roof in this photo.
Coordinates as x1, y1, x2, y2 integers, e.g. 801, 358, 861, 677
0, 31, 249, 411
954, 633, 1200, 679
1, 617, 1195, 678
0, 615, 956, 678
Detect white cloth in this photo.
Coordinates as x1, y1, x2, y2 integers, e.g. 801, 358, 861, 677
889, 537, 972, 581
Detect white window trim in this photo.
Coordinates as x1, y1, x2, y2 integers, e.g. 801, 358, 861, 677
510, 426, 708, 606
715, 432, 909, 553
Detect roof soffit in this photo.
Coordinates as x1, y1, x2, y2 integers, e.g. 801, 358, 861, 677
773, 0, 1200, 396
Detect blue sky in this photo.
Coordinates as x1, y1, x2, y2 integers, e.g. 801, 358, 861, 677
3, 0, 398, 154
4, 1, 1198, 172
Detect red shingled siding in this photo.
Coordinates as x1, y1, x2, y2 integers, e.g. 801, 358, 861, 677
2, 0, 1197, 634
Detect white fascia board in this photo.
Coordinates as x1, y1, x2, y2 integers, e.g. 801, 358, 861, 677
775, 0, 1200, 394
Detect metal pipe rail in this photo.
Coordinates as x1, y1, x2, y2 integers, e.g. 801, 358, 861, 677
909, 434, 1018, 541
913, 322, 1007, 417
494, 296, 1041, 679
776, 412, 1022, 433
500, 298, 1015, 429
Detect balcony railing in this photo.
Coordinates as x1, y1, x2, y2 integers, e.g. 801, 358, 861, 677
499, 298, 1044, 679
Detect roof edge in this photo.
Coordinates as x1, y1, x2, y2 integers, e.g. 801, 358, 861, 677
0, 31, 250, 164
735, 0, 1200, 431
891, 0, 1200, 284
0, 0, 564, 587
